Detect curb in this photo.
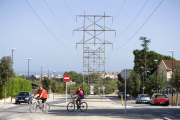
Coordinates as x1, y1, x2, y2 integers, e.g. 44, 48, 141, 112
119, 114, 163, 119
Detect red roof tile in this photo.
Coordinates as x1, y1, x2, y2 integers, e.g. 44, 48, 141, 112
163, 60, 180, 69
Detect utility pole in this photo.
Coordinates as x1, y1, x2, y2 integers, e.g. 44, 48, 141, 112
74, 12, 116, 88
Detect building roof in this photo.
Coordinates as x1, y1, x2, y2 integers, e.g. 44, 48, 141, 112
163, 60, 180, 69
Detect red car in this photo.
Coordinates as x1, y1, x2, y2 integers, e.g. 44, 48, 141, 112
151, 95, 169, 106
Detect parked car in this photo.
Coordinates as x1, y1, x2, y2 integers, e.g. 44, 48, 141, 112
150, 94, 169, 106
15, 91, 33, 104
118, 92, 127, 99
150, 93, 162, 104
136, 94, 150, 104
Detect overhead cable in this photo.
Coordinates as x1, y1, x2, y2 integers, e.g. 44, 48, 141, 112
44, 0, 71, 36
117, 0, 149, 37
114, 0, 163, 50
25, 0, 73, 50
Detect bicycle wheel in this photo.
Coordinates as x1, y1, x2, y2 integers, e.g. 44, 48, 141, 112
42, 103, 50, 113
29, 103, 37, 113
67, 102, 75, 112
80, 102, 88, 112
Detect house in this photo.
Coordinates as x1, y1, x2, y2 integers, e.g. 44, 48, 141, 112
158, 60, 180, 88
100, 72, 120, 79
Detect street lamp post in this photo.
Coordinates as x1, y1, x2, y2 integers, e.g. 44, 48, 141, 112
141, 66, 144, 94
28, 58, 32, 81
41, 65, 45, 81
169, 50, 174, 100
53, 71, 56, 79
154, 60, 158, 92
12, 48, 16, 70
48, 69, 51, 79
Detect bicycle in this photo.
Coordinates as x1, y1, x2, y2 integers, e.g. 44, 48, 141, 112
29, 96, 50, 113
67, 96, 88, 112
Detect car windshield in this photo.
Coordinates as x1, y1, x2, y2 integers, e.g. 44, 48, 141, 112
141, 95, 149, 97
18, 92, 29, 96
155, 95, 167, 98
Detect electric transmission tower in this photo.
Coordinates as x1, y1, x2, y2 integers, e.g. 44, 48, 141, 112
73, 12, 116, 87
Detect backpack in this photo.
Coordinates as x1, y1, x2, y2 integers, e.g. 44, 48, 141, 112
81, 89, 85, 95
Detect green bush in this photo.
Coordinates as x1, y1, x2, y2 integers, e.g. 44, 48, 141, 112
0, 76, 32, 99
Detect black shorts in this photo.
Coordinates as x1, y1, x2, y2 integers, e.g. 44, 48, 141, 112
41, 98, 47, 103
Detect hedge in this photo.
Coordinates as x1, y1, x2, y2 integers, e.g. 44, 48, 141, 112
0, 76, 32, 99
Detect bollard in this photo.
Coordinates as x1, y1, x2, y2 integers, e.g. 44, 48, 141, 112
121, 95, 123, 106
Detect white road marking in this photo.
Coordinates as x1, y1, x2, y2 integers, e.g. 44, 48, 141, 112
161, 114, 176, 119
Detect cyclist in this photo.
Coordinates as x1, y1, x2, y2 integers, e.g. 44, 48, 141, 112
34, 86, 48, 111
71, 87, 84, 109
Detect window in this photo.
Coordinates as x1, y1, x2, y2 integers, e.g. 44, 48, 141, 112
155, 95, 167, 98
141, 94, 149, 97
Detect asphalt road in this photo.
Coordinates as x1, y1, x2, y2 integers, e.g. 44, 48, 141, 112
0, 95, 180, 120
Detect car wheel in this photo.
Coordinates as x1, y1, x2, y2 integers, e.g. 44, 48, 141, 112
19, 102, 21, 104
136, 102, 138, 104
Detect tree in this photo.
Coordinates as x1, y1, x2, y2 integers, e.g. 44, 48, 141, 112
51, 80, 58, 93
117, 70, 135, 96
0, 56, 14, 103
88, 73, 103, 85
63, 71, 83, 84
134, 50, 174, 76
169, 63, 180, 106
31, 75, 37, 82
42, 77, 51, 91
32, 82, 39, 89
105, 77, 112, 81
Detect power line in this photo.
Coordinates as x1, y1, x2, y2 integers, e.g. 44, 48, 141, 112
82, 0, 85, 11
114, 0, 163, 50
114, 0, 126, 21
64, 0, 76, 21
104, 0, 108, 12
44, 0, 82, 64
117, 0, 149, 37
107, 0, 126, 42
25, 0, 72, 50
44, 0, 71, 36
64, 0, 81, 41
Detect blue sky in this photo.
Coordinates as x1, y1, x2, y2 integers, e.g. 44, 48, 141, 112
0, 0, 180, 75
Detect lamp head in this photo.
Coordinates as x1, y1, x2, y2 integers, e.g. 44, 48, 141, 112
12, 48, 16, 51
28, 58, 32, 60
154, 60, 158, 62
169, 50, 173, 52
42, 65, 45, 67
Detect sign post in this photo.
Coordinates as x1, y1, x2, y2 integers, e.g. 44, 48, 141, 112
121, 69, 131, 114
142, 86, 146, 94
63, 75, 70, 104
102, 86, 105, 100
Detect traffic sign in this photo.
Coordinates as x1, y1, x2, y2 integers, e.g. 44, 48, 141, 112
121, 69, 131, 79
102, 86, 105, 90
63, 75, 70, 82
142, 86, 146, 90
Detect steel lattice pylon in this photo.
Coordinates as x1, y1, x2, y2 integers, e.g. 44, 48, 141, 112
74, 13, 116, 87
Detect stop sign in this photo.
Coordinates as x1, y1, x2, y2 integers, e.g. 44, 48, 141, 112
63, 75, 70, 82
142, 86, 146, 90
